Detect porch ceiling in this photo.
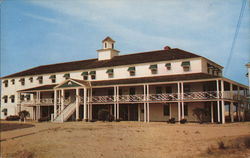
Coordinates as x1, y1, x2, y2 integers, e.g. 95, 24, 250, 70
18, 84, 57, 92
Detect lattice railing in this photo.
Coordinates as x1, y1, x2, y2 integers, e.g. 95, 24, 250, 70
91, 96, 114, 103
183, 91, 218, 100
149, 93, 178, 101
119, 94, 144, 102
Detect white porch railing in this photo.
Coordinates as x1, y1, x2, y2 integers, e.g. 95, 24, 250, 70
90, 96, 115, 103
183, 91, 218, 100
20, 98, 55, 105
119, 94, 144, 102
149, 93, 178, 101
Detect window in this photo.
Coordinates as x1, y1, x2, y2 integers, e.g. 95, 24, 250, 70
112, 43, 114, 49
165, 63, 171, 70
129, 88, 136, 95
3, 80, 8, 87
166, 86, 172, 93
11, 79, 15, 85
49, 75, 56, 83
128, 67, 135, 76
25, 94, 31, 100
20, 95, 25, 101
10, 95, 15, 103
163, 104, 170, 116
63, 73, 70, 80
149, 64, 158, 74
184, 103, 188, 116
89, 71, 96, 80
29, 77, 33, 83
106, 69, 114, 78
3, 96, 8, 103
108, 89, 114, 96
81, 72, 88, 80
105, 42, 107, 48
156, 87, 162, 94
19, 78, 25, 86
181, 61, 190, 72
37, 76, 43, 84
2, 108, 7, 116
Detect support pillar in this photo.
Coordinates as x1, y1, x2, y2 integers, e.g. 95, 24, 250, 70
216, 80, 220, 123
83, 88, 87, 121
177, 82, 181, 122
230, 102, 234, 122
114, 86, 117, 120
117, 86, 120, 120
221, 80, 225, 124
75, 88, 79, 120
143, 84, 147, 122
61, 89, 64, 112
138, 104, 141, 122
169, 103, 172, 119
181, 82, 184, 119
147, 84, 150, 122
211, 102, 214, 123
54, 89, 57, 119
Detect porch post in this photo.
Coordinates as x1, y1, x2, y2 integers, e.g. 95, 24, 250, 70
211, 102, 214, 123
147, 84, 150, 122
75, 88, 79, 120
237, 86, 240, 121
83, 87, 87, 121
230, 83, 234, 122
177, 82, 181, 122
143, 84, 147, 122
61, 89, 64, 112
90, 88, 93, 120
54, 89, 57, 119
181, 82, 184, 119
138, 104, 141, 122
221, 80, 225, 124
117, 86, 120, 120
169, 103, 172, 119
114, 86, 117, 120
216, 80, 220, 123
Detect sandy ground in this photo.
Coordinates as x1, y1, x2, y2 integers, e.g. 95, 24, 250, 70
1, 121, 250, 158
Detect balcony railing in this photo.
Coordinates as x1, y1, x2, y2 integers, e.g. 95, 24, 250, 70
20, 98, 55, 105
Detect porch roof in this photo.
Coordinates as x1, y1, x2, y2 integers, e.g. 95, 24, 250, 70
18, 84, 57, 92
91, 73, 219, 86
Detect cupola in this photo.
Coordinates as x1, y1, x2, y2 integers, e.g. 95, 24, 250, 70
97, 36, 119, 60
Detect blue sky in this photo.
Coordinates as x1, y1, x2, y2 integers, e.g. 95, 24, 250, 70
1, 0, 250, 85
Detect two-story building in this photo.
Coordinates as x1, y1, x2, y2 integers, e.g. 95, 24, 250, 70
1, 37, 249, 123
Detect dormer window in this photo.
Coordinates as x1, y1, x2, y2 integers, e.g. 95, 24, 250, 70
149, 64, 158, 74
81, 72, 88, 80
49, 75, 56, 83
181, 61, 190, 72
128, 67, 136, 76
112, 43, 114, 49
11, 79, 15, 85
37, 76, 43, 84
9, 95, 15, 103
106, 69, 114, 78
29, 77, 33, 83
105, 42, 107, 48
2, 95, 8, 103
19, 78, 25, 86
89, 71, 96, 80
3, 80, 8, 87
165, 63, 171, 70
63, 73, 70, 80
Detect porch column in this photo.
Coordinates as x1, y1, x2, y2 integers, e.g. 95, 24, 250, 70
216, 80, 220, 123
61, 89, 64, 112
114, 86, 117, 120
221, 80, 225, 124
211, 102, 214, 123
75, 88, 79, 120
181, 82, 184, 119
230, 83, 234, 122
83, 87, 87, 121
117, 86, 120, 120
143, 84, 147, 122
169, 103, 172, 119
177, 82, 181, 122
147, 84, 150, 122
138, 104, 141, 122
54, 89, 57, 119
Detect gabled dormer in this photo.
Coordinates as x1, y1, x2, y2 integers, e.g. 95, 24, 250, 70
97, 36, 119, 60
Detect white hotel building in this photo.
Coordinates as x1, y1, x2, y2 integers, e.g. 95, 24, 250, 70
1, 37, 249, 123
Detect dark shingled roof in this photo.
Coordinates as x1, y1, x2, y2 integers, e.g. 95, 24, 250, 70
2, 48, 200, 79
90, 73, 217, 86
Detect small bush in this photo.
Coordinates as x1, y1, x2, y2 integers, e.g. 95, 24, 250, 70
168, 118, 175, 124
180, 119, 187, 124
38, 116, 50, 122
218, 141, 226, 150
5, 115, 20, 121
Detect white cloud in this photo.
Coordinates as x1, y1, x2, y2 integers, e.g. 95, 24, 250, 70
23, 12, 64, 24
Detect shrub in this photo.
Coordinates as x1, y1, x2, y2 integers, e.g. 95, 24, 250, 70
244, 137, 250, 148
18, 110, 30, 121
6, 115, 20, 121
167, 118, 175, 124
98, 109, 110, 121
180, 119, 187, 124
192, 108, 209, 123
38, 116, 50, 122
